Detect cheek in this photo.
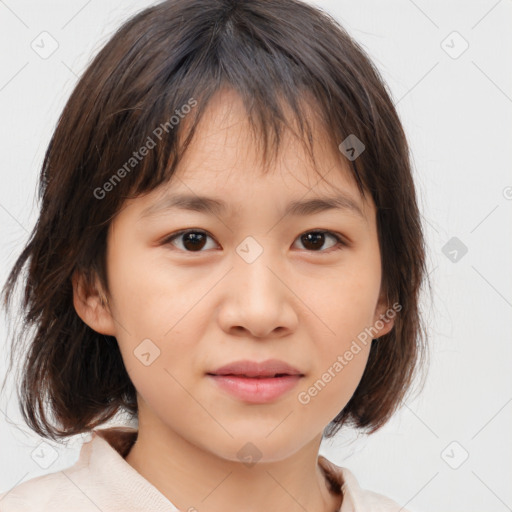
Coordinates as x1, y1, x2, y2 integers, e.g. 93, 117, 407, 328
292, 338, 371, 439
107, 237, 201, 338
305, 264, 381, 344
115, 312, 201, 420
297, 257, 379, 416
106, 247, 203, 401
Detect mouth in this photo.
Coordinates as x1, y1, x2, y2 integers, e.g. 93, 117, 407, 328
206, 359, 304, 403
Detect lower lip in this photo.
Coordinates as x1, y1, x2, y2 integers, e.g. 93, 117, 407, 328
207, 374, 302, 403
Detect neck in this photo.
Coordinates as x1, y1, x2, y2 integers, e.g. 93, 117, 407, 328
124, 418, 342, 512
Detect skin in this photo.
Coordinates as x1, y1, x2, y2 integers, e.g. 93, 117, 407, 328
73, 88, 394, 512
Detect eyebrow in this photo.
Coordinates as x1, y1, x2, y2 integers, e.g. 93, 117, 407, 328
139, 192, 366, 220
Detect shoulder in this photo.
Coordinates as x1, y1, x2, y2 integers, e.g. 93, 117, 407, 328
0, 469, 89, 512
340, 466, 411, 511
0, 427, 173, 512
0, 431, 107, 511
318, 455, 412, 512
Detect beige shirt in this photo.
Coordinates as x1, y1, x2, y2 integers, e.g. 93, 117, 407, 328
0, 427, 411, 511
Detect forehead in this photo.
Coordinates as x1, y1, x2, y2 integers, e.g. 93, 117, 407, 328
131, 88, 374, 223
178, 88, 347, 175
182, 90, 367, 195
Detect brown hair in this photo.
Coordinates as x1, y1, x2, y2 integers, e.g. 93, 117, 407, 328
1, 0, 429, 441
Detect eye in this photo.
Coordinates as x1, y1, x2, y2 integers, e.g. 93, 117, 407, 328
293, 230, 347, 253
163, 229, 218, 252
162, 229, 347, 253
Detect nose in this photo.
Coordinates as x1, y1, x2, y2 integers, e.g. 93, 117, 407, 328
217, 248, 299, 339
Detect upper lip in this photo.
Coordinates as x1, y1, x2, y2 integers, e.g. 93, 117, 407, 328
208, 359, 304, 378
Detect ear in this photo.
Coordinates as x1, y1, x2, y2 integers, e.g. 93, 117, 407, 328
71, 269, 116, 336
371, 289, 396, 339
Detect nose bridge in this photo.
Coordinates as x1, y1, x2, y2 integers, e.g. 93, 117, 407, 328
234, 235, 282, 304
217, 235, 297, 337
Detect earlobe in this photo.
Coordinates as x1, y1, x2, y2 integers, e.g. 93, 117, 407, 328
71, 269, 116, 336
374, 312, 395, 338
372, 295, 396, 338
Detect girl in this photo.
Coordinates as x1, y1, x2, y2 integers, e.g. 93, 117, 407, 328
0, 0, 428, 510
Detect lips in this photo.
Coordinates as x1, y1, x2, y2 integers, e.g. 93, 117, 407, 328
206, 359, 304, 403
207, 358, 304, 378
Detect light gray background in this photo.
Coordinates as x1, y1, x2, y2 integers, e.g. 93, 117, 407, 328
0, 1, 511, 511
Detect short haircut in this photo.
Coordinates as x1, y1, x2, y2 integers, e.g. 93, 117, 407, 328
1, 0, 429, 441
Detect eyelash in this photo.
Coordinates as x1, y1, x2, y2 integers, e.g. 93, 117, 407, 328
161, 229, 348, 254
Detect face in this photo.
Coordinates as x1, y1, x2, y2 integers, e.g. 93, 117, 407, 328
73, 88, 394, 463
